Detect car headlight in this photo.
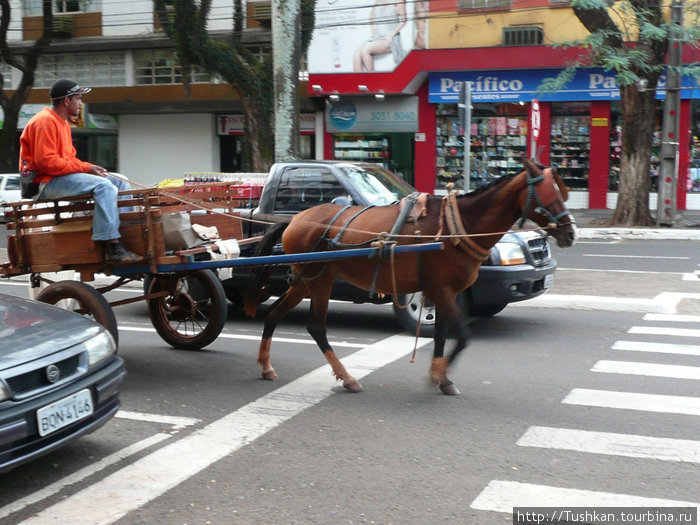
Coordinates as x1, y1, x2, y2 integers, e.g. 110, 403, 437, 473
494, 242, 527, 265
84, 330, 117, 367
0, 381, 9, 402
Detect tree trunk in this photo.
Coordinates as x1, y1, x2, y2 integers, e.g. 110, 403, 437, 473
610, 84, 656, 226
272, 0, 301, 162
0, 99, 20, 172
242, 94, 274, 173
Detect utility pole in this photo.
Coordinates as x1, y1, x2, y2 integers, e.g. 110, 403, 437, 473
458, 82, 472, 191
657, 0, 684, 226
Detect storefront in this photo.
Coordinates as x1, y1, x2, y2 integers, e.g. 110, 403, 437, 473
427, 68, 695, 209
323, 96, 419, 185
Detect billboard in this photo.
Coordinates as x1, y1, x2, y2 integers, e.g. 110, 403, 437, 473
308, 0, 428, 74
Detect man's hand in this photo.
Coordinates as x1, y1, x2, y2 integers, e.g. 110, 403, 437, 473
89, 164, 108, 177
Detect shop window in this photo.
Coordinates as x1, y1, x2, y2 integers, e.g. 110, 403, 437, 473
436, 103, 527, 190
689, 102, 700, 193
333, 134, 390, 168
551, 103, 591, 190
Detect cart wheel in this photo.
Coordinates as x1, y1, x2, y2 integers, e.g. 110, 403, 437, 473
36, 280, 119, 346
147, 269, 227, 350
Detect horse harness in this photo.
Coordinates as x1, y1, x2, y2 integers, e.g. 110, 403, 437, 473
518, 167, 573, 228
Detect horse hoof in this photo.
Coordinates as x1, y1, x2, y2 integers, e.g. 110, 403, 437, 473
261, 369, 279, 381
439, 381, 461, 396
343, 380, 363, 393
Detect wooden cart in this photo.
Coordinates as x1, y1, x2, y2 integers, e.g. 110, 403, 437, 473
1, 183, 443, 350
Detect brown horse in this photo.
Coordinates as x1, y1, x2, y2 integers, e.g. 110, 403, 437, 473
244, 158, 577, 395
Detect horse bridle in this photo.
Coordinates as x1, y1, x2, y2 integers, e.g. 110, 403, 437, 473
518, 168, 573, 228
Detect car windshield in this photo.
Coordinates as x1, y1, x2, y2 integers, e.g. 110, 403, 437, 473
337, 165, 414, 205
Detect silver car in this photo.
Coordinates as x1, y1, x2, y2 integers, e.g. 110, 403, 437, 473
0, 292, 126, 472
0, 174, 21, 222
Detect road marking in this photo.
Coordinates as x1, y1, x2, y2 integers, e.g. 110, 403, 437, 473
470, 480, 699, 513
629, 326, 700, 338
118, 325, 367, 348
557, 267, 687, 275
512, 294, 678, 313
591, 360, 700, 380
582, 254, 689, 260
17, 333, 431, 525
562, 389, 700, 416
0, 434, 170, 521
644, 313, 700, 323
115, 410, 201, 431
517, 426, 700, 463
612, 340, 700, 356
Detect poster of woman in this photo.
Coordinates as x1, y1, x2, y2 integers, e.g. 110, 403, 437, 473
308, 0, 427, 74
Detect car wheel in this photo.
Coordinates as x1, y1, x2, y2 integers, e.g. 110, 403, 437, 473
393, 292, 436, 338
468, 303, 507, 317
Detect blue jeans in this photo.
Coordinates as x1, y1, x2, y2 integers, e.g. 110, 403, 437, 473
38, 173, 132, 241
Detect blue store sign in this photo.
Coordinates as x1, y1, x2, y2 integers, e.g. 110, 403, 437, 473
429, 68, 698, 103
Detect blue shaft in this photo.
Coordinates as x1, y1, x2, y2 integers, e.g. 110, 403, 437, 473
111, 241, 444, 276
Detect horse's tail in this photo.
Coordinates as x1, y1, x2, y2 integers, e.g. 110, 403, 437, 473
242, 221, 289, 318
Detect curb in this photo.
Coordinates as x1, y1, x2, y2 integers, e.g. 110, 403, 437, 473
576, 227, 700, 240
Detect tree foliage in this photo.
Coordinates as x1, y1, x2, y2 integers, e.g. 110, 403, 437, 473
155, 0, 316, 172
0, 0, 55, 172
543, 0, 700, 225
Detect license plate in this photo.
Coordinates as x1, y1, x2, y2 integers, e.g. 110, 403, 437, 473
37, 389, 94, 437
544, 274, 555, 289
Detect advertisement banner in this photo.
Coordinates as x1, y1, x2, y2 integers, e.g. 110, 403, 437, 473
429, 68, 699, 103
325, 96, 418, 133
308, 0, 428, 74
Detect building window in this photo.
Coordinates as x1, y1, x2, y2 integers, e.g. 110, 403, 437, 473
503, 26, 544, 46
34, 52, 125, 87
133, 49, 210, 85
459, 0, 510, 10
23, 0, 102, 16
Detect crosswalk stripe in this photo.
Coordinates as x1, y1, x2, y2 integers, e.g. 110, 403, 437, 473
644, 313, 700, 323
612, 340, 700, 356
517, 426, 700, 463
591, 360, 700, 380
470, 480, 699, 513
563, 389, 700, 416
629, 326, 700, 338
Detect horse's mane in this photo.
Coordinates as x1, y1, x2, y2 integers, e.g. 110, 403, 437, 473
458, 170, 521, 198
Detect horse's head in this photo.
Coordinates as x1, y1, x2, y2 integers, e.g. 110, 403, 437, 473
518, 158, 577, 248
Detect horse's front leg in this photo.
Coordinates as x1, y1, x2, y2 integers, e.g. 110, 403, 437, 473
306, 274, 363, 393
257, 284, 307, 380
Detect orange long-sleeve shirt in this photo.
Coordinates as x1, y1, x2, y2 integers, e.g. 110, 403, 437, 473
19, 107, 92, 184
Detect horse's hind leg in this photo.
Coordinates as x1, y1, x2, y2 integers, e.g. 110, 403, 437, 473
430, 295, 470, 396
257, 284, 308, 380
305, 274, 363, 393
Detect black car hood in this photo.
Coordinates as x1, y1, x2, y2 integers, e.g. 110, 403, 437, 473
0, 293, 102, 370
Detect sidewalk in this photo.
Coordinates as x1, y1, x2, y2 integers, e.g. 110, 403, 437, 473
569, 208, 700, 240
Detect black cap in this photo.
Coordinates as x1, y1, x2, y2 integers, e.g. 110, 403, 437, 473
49, 79, 91, 100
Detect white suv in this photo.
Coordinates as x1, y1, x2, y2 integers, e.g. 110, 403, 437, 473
0, 173, 21, 221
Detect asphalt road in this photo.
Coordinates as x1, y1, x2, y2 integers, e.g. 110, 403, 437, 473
0, 236, 698, 524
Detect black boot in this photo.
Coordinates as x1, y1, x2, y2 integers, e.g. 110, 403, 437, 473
104, 242, 143, 264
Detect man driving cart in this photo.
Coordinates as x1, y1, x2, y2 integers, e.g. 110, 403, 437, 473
19, 78, 142, 264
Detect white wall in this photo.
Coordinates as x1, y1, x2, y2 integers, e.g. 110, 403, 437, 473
118, 113, 219, 186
